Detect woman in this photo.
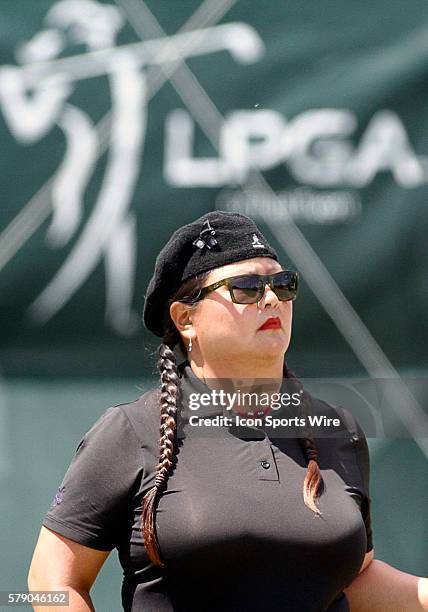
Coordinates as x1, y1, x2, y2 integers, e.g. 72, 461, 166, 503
28, 211, 428, 611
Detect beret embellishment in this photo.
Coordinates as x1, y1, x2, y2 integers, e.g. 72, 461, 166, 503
192, 220, 219, 251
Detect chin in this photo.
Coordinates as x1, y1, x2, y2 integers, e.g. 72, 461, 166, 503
257, 337, 289, 358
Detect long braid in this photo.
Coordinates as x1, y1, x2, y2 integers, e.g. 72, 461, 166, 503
141, 327, 181, 567
286, 364, 324, 515
141, 272, 209, 567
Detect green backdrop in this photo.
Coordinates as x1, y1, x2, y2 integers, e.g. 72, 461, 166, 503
0, 0, 427, 377
0, 0, 427, 607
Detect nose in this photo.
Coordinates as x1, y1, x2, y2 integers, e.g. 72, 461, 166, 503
257, 283, 279, 309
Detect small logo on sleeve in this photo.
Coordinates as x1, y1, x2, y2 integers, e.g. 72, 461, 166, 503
50, 486, 65, 509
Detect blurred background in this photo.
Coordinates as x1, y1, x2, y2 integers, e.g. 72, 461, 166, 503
0, 0, 427, 608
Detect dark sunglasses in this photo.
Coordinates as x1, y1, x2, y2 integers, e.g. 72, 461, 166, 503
195, 270, 299, 304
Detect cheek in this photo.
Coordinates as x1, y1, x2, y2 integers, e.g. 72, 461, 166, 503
284, 300, 293, 317
194, 301, 247, 338
284, 303, 293, 332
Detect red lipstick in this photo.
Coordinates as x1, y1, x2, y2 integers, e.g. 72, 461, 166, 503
258, 317, 281, 331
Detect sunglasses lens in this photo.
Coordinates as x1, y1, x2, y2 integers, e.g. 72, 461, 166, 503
227, 272, 299, 304
229, 276, 262, 303
272, 272, 298, 301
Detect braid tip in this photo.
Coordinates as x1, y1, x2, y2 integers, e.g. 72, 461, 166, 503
142, 486, 166, 568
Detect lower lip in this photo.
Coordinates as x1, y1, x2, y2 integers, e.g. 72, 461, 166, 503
259, 320, 281, 331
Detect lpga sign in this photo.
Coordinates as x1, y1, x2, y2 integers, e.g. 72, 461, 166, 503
0, 0, 426, 336
165, 107, 427, 189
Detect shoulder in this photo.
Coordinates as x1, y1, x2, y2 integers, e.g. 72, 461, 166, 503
74, 387, 160, 453
108, 387, 161, 447
309, 396, 364, 440
50, 388, 163, 494
309, 396, 371, 484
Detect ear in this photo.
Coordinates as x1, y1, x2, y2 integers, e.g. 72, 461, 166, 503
169, 301, 196, 342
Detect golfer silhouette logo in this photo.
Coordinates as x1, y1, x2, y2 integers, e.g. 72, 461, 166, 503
0, 0, 264, 335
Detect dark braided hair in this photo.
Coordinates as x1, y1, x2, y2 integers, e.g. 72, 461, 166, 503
141, 274, 324, 567
141, 274, 208, 567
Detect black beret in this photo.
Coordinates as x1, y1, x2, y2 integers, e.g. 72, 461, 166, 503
143, 211, 278, 337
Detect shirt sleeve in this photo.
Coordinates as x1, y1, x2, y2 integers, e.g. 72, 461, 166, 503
42, 405, 144, 551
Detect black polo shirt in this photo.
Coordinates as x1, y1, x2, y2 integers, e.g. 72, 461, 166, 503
43, 363, 373, 611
